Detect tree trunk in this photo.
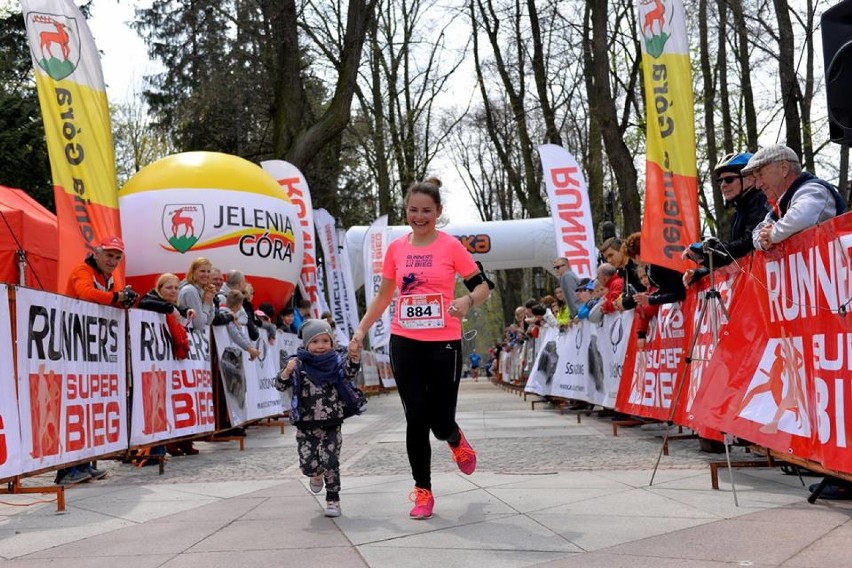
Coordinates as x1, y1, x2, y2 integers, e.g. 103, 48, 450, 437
773, 0, 803, 154
699, 0, 724, 237
729, 0, 758, 149
587, 0, 640, 235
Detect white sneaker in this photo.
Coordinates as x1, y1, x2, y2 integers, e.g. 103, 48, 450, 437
324, 501, 341, 517
309, 475, 324, 494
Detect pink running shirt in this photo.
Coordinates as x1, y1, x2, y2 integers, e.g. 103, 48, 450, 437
382, 231, 478, 341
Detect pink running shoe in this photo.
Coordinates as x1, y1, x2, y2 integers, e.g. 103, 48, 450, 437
449, 429, 477, 475
409, 487, 434, 519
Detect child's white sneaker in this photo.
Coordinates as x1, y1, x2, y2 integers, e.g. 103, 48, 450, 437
309, 475, 324, 494
324, 500, 341, 517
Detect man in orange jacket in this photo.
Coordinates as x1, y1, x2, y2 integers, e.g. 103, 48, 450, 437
65, 236, 134, 306
56, 236, 131, 486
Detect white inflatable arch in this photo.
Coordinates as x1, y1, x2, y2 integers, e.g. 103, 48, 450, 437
345, 217, 559, 289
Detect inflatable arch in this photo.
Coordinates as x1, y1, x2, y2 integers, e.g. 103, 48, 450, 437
345, 217, 560, 289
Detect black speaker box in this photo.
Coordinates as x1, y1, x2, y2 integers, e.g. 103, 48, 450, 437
822, 0, 852, 144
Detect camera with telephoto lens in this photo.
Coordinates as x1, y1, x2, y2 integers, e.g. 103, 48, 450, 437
120, 285, 139, 307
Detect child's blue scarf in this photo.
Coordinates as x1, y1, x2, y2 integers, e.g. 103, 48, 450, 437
296, 347, 341, 385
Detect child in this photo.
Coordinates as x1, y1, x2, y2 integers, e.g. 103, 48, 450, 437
219, 289, 259, 361
275, 319, 363, 518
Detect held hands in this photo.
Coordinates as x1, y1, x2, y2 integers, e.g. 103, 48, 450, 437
349, 330, 365, 359
248, 347, 260, 361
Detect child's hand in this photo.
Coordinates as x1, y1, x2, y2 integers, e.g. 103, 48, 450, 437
282, 359, 297, 377
248, 347, 260, 361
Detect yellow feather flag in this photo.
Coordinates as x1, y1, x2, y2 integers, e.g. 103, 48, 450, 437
636, 0, 699, 273
21, 0, 123, 291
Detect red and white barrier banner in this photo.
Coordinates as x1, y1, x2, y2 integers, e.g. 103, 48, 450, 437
128, 310, 215, 446
0, 285, 23, 478
679, 264, 742, 439
616, 301, 691, 421
525, 311, 632, 407
261, 160, 322, 318
691, 216, 852, 472
16, 288, 127, 472
212, 325, 287, 427
538, 144, 597, 279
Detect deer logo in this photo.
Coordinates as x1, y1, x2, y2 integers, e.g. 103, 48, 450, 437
25, 13, 81, 80
162, 204, 205, 254
38, 19, 70, 61
170, 207, 196, 238
641, 0, 666, 37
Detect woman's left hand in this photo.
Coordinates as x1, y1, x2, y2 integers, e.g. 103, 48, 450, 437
448, 295, 472, 319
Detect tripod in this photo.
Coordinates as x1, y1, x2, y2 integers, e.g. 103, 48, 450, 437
647, 245, 740, 502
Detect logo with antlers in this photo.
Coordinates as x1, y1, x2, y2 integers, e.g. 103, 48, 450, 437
637, 0, 672, 58
25, 13, 82, 81
162, 204, 205, 253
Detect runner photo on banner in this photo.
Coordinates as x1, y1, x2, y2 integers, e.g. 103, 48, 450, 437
212, 326, 287, 427
16, 288, 127, 473
128, 310, 216, 446
690, 217, 852, 473
0, 284, 23, 478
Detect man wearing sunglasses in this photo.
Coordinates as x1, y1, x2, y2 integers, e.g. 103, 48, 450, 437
684, 152, 770, 285
551, 258, 579, 319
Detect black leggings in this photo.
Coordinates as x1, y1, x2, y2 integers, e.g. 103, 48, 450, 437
389, 334, 462, 490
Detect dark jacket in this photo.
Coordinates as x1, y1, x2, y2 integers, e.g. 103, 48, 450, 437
278, 354, 361, 429
714, 188, 770, 267
692, 188, 770, 284
622, 264, 685, 309
138, 289, 190, 317
618, 258, 647, 295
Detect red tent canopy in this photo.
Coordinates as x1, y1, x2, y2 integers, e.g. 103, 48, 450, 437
0, 186, 58, 291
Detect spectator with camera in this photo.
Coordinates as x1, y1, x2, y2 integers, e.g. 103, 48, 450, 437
683, 152, 769, 285
60, 235, 134, 485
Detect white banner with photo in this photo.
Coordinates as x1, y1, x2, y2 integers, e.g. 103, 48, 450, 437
315, 208, 359, 343
16, 288, 127, 472
525, 310, 633, 408
212, 326, 287, 427
375, 351, 397, 388
363, 215, 392, 349
0, 285, 23, 478
361, 351, 381, 387
128, 310, 216, 446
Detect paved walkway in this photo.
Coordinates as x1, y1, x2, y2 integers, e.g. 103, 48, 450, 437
0, 381, 848, 567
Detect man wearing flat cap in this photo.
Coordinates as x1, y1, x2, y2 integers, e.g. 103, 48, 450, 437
746, 144, 847, 251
